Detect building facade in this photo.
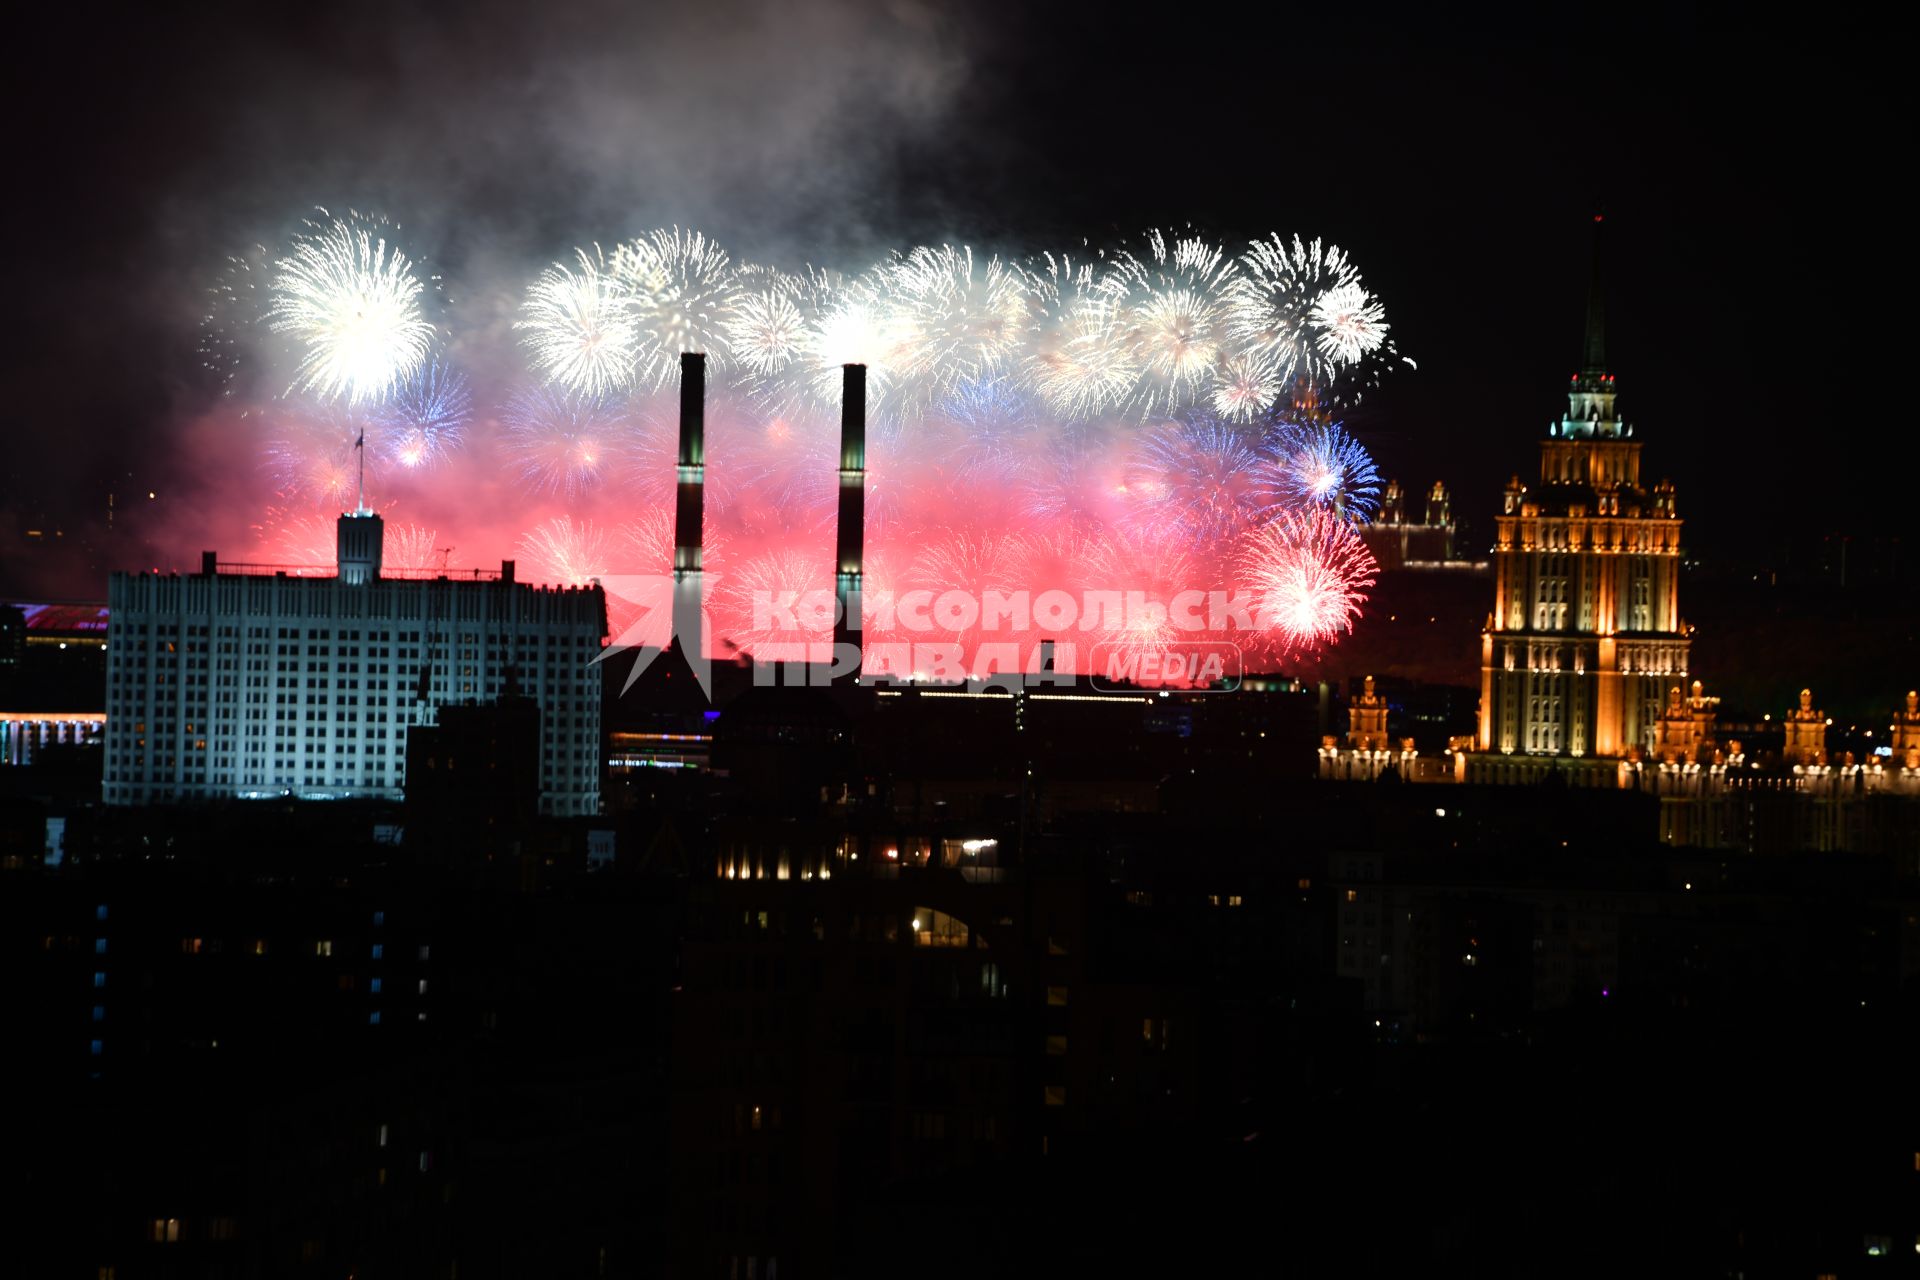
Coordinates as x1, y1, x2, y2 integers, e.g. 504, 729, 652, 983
1473, 223, 1687, 775
104, 512, 606, 814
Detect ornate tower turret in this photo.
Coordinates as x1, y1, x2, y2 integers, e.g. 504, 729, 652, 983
1893, 690, 1920, 769
1348, 675, 1390, 751
1782, 688, 1828, 767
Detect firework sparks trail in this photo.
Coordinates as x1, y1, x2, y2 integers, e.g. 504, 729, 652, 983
270, 210, 435, 404
201, 243, 272, 393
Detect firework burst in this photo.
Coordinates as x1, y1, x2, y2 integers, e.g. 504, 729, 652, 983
883, 245, 1036, 413
715, 547, 835, 659
518, 246, 639, 398
1239, 509, 1378, 652
1210, 351, 1282, 423
1225, 234, 1393, 400
518, 516, 612, 587
1256, 420, 1382, 524
1112, 230, 1239, 419
724, 268, 808, 381
263, 402, 372, 509
385, 523, 454, 573
612, 228, 739, 391
1121, 417, 1265, 543
374, 360, 470, 469
502, 385, 628, 496
252, 505, 339, 573
269, 209, 435, 404
1309, 281, 1390, 367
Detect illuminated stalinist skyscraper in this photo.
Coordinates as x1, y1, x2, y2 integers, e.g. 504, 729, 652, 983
1471, 219, 1688, 780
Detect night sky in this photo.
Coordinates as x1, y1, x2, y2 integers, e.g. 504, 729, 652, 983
1, 0, 1900, 598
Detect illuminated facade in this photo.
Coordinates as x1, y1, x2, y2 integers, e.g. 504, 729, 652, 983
1473, 222, 1686, 775
104, 512, 606, 814
1362, 480, 1466, 569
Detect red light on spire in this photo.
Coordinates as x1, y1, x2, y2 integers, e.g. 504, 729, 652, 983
1593, 214, 1604, 222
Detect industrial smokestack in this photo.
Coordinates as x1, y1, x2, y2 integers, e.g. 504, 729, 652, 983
832, 363, 867, 683
672, 352, 706, 661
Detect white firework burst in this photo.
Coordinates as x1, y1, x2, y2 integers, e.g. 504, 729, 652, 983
269, 209, 435, 404
518, 246, 640, 397
1210, 351, 1282, 423
1309, 282, 1390, 366
724, 269, 808, 381
611, 228, 739, 391
882, 244, 1037, 412
1111, 229, 1239, 419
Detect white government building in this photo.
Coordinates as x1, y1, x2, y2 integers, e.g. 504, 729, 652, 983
104, 510, 606, 814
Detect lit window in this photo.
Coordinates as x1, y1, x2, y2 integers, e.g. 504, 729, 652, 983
378, 1123, 389, 1147
315, 940, 332, 957
149, 1218, 180, 1244
1345, 890, 1359, 903
1046, 985, 1068, 1007
369, 1011, 381, 1025
1043, 1086, 1066, 1107
371, 944, 383, 960
93, 972, 106, 989
370, 978, 382, 994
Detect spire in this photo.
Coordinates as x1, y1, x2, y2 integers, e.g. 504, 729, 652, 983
1583, 214, 1607, 375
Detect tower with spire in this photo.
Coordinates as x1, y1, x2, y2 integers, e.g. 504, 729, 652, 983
1472, 217, 1689, 774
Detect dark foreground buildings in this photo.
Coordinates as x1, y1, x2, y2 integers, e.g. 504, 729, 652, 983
7, 671, 1920, 1278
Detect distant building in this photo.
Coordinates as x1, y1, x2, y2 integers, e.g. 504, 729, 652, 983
1, 600, 108, 766
1362, 480, 1474, 569
103, 510, 605, 814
